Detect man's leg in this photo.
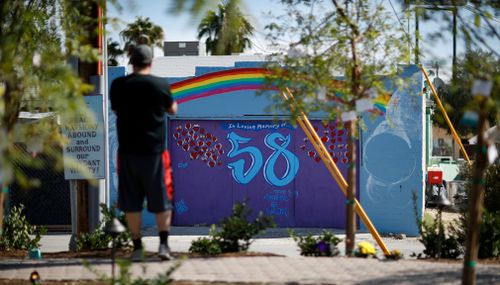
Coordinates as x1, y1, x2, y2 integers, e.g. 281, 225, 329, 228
156, 210, 173, 260
126, 211, 143, 258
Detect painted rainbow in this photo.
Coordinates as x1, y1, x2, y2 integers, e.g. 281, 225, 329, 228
171, 68, 272, 104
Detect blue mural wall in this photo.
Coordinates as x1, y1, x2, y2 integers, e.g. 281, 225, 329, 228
107, 64, 424, 235
360, 65, 424, 235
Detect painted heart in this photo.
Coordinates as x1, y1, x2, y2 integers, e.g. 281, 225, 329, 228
212, 136, 217, 142
330, 138, 336, 143
208, 161, 215, 167
337, 130, 344, 136
189, 141, 195, 146
189, 151, 198, 160
202, 146, 208, 152
308, 151, 315, 158
184, 137, 190, 142
200, 128, 205, 134
215, 143, 222, 149
177, 140, 183, 146
329, 144, 335, 150
206, 141, 212, 147
173, 133, 180, 139
342, 158, 348, 164
321, 136, 328, 143
314, 156, 321, 162
198, 141, 204, 147
194, 146, 200, 151
185, 123, 191, 129
188, 130, 194, 136
206, 152, 212, 157
176, 126, 182, 131
218, 149, 224, 155
212, 155, 218, 160
206, 133, 212, 139
193, 134, 199, 140
182, 144, 189, 151
181, 130, 187, 136
193, 125, 200, 132
333, 157, 339, 163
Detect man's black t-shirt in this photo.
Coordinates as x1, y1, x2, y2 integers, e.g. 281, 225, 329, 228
110, 74, 174, 154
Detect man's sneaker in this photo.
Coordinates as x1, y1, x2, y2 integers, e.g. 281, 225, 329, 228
158, 244, 174, 260
131, 248, 144, 262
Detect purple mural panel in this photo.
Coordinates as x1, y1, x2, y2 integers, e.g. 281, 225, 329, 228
169, 120, 351, 228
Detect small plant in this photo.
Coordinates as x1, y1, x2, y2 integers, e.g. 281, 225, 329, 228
189, 200, 275, 255
289, 229, 341, 257
76, 203, 131, 251
0, 204, 46, 251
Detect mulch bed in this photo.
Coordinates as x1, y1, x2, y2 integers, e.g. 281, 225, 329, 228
0, 248, 281, 260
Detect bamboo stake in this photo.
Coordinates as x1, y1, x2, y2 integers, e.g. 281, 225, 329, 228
419, 65, 471, 165
281, 88, 390, 255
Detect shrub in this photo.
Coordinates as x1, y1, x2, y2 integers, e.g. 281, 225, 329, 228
0, 204, 46, 251
189, 200, 275, 255
76, 203, 131, 251
413, 193, 462, 259
290, 229, 341, 257
452, 162, 500, 258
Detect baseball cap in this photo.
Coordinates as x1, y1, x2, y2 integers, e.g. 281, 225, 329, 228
130, 44, 153, 66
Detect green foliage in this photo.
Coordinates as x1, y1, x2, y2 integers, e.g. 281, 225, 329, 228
108, 38, 124, 66
0, 204, 46, 250
477, 210, 500, 258
432, 50, 499, 135
417, 212, 462, 259
450, 163, 500, 258
289, 229, 341, 257
197, 0, 254, 55
189, 200, 275, 255
413, 193, 461, 259
76, 203, 131, 251
0, 0, 98, 187
265, 0, 410, 120
85, 258, 180, 285
189, 229, 222, 255
120, 16, 164, 57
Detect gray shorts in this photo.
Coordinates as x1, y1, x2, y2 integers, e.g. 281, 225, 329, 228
117, 151, 174, 213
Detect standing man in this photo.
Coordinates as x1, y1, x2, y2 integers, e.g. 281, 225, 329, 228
110, 44, 177, 261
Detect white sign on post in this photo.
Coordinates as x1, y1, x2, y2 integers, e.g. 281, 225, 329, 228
63, 95, 105, 179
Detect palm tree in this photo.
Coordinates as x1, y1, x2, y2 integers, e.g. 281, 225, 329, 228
107, 38, 123, 66
197, 0, 254, 55
120, 17, 164, 57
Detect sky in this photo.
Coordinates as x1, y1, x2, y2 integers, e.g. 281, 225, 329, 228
107, 0, 500, 81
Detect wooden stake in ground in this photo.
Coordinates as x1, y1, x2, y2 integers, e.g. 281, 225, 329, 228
345, 120, 357, 256
462, 97, 489, 285
0, 184, 5, 236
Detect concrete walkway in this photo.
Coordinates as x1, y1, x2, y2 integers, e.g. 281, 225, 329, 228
1, 228, 499, 284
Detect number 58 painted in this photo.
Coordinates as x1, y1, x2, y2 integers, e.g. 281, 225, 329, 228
227, 132, 300, 187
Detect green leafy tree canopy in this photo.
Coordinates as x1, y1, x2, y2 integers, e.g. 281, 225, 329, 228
197, 0, 254, 55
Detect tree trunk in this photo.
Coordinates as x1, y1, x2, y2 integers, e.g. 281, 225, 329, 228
345, 120, 357, 256
462, 99, 488, 285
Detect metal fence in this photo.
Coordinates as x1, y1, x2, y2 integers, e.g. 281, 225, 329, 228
9, 144, 71, 228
